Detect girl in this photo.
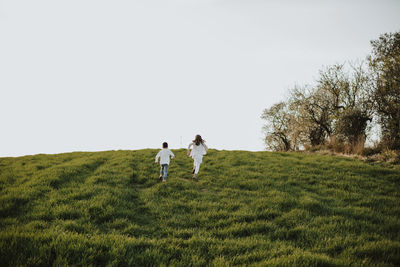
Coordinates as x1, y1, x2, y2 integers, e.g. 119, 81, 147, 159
187, 134, 208, 179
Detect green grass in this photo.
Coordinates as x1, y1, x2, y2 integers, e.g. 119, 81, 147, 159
1, 149, 399, 266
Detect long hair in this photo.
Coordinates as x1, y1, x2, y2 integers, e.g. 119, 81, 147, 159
193, 135, 205, 146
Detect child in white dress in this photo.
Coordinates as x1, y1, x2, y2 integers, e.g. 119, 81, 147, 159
187, 135, 208, 179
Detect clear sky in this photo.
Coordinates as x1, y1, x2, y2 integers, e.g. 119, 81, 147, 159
1, 0, 399, 157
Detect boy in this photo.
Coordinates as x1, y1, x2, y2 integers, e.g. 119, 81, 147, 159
155, 142, 175, 182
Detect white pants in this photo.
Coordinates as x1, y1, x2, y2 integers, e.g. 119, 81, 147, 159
194, 159, 202, 174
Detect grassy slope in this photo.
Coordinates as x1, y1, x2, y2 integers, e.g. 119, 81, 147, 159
0, 149, 399, 266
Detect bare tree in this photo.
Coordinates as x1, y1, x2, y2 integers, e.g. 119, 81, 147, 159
261, 102, 295, 151
289, 84, 332, 147
287, 63, 374, 152
262, 32, 399, 153
335, 61, 374, 150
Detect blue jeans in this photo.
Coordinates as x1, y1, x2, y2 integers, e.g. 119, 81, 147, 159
160, 164, 169, 179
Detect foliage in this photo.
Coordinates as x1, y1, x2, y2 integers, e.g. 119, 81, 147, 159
283, 62, 373, 151
1, 150, 400, 266
262, 31, 400, 154
369, 31, 400, 150
289, 84, 332, 147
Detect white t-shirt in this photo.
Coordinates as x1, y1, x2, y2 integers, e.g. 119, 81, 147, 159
155, 149, 175, 165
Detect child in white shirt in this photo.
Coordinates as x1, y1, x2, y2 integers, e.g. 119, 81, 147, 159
187, 134, 208, 179
155, 142, 175, 182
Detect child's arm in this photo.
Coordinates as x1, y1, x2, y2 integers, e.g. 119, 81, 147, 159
203, 143, 208, 151
170, 150, 175, 159
155, 151, 161, 164
187, 143, 193, 156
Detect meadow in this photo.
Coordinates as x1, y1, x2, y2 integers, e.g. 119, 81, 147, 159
0, 149, 399, 266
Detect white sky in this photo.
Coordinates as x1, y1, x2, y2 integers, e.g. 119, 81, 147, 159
1, 0, 399, 157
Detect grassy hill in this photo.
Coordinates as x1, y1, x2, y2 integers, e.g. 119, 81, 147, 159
0, 149, 399, 266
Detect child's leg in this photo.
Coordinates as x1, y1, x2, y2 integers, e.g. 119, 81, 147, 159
163, 164, 169, 179
160, 165, 165, 177
194, 161, 201, 174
